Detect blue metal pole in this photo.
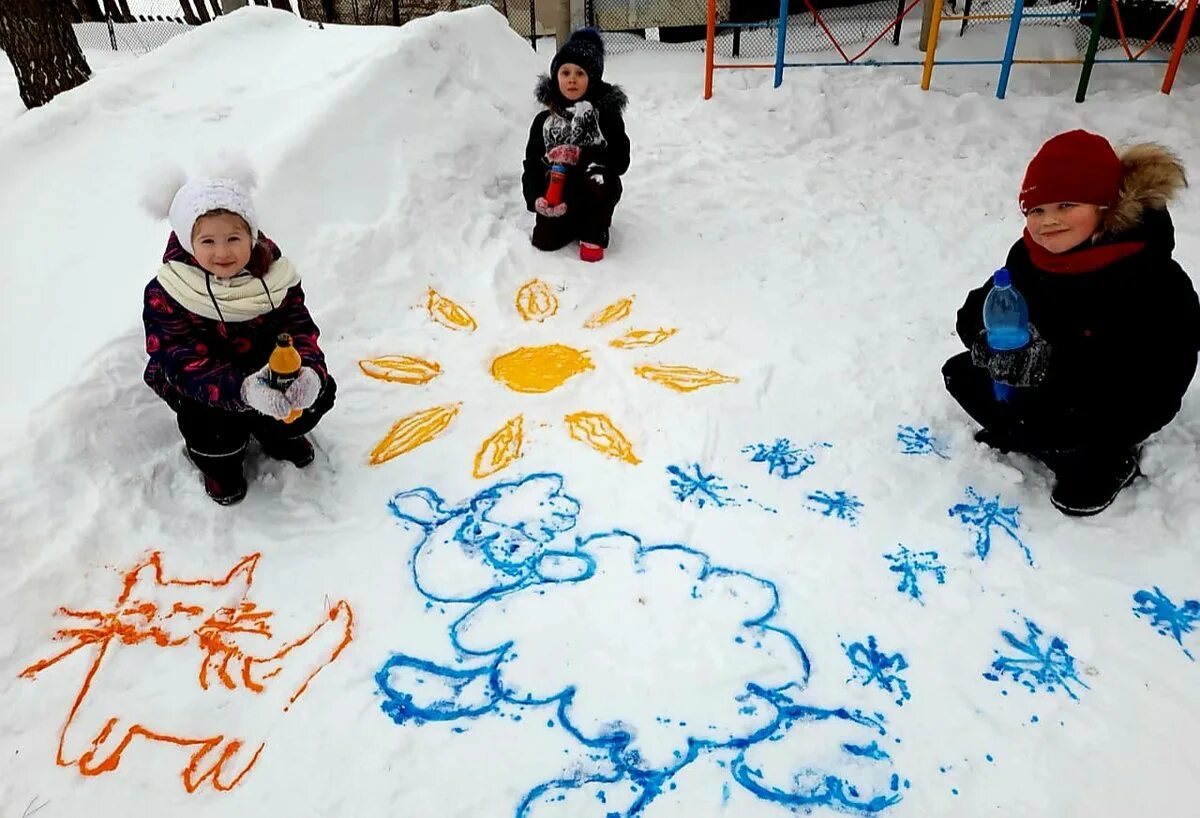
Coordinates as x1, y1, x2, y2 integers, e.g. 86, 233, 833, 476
996, 0, 1027, 99
774, 0, 790, 88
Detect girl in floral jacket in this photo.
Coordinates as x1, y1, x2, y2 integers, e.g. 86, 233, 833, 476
143, 173, 336, 505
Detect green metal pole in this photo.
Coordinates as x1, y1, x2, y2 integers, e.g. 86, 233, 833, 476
1076, 0, 1111, 103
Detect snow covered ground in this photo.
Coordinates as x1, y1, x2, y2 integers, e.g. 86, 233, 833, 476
1, 6, 1198, 817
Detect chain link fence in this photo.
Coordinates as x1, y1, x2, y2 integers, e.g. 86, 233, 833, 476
701, 0, 1197, 61
69, 1, 298, 53
59, 0, 1197, 59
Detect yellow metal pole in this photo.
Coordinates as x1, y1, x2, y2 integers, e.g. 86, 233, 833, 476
921, 0, 946, 89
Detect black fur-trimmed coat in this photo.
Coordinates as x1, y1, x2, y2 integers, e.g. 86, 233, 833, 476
521, 75, 630, 212
954, 144, 1200, 445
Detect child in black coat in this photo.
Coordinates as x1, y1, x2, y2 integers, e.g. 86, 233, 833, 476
521, 29, 630, 262
944, 130, 1200, 516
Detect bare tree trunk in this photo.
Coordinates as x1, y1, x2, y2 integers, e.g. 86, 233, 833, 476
72, 0, 106, 21
106, 0, 135, 23
0, 0, 92, 109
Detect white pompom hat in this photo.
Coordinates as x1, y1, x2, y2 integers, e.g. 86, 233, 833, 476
141, 155, 260, 254
168, 178, 259, 255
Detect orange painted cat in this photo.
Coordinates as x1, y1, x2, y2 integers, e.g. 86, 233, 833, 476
21, 551, 353, 792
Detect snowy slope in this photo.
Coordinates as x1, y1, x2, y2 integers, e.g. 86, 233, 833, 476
1, 6, 1199, 818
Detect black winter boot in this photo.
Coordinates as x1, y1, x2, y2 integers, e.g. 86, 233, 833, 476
258, 435, 315, 468
187, 447, 248, 506
1046, 447, 1141, 517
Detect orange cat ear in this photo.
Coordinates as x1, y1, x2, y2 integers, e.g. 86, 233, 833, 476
222, 553, 260, 588
119, 551, 167, 602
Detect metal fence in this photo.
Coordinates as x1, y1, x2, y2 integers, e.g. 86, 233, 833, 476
295, 0, 455, 25
697, 0, 1195, 61
70, 1, 298, 53
62, 0, 1197, 59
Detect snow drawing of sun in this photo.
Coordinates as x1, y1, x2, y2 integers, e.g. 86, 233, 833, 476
359, 280, 739, 477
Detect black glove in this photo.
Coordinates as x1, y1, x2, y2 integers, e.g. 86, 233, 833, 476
971, 325, 1051, 388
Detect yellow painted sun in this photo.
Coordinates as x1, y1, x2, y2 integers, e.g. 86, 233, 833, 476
360, 280, 739, 478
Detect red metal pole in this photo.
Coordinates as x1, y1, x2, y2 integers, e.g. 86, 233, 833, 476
1163, 0, 1198, 93
705, 0, 717, 99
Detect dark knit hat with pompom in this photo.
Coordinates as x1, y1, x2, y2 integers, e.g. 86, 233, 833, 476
551, 29, 605, 83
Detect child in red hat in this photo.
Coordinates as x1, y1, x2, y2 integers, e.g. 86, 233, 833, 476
943, 130, 1200, 516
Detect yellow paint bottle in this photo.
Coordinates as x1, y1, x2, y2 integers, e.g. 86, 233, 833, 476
268, 333, 304, 424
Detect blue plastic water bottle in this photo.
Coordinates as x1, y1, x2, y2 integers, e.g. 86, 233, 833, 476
982, 268, 1030, 402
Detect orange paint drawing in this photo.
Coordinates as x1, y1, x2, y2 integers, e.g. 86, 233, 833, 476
491, 344, 594, 394
366, 284, 738, 474
634, 364, 740, 393
20, 552, 353, 793
608, 328, 678, 349
515, 279, 559, 323
370, 403, 462, 465
584, 295, 635, 328
359, 355, 442, 384
427, 288, 477, 332
564, 411, 641, 464
473, 415, 524, 478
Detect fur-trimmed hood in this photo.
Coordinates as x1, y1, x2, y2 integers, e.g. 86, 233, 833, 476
535, 74, 627, 115
1103, 143, 1188, 236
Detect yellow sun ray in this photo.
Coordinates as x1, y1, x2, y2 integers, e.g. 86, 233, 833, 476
608, 328, 678, 349
473, 415, 524, 478
564, 411, 640, 464
358, 355, 442, 384
427, 288, 477, 332
492, 344, 594, 393
369, 403, 461, 465
634, 364, 739, 393
515, 279, 559, 323
584, 295, 635, 329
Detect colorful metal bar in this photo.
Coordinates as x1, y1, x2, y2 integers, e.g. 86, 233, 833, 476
1163, 0, 1199, 92
774, 0, 791, 87
920, 0, 947, 90
704, 0, 717, 99
995, 0, 1028, 99
1076, 0, 1111, 102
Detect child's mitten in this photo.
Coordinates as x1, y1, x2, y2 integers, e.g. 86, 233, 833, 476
535, 197, 568, 218
546, 144, 581, 166
241, 365, 294, 420
971, 326, 1052, 388
569, 101, 605, 147
285, 367, 322, 410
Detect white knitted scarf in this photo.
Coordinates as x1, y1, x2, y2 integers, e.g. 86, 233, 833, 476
156, 257, 300, 323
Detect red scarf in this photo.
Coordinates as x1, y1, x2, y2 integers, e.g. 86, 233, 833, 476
1022, 229, 1145, 275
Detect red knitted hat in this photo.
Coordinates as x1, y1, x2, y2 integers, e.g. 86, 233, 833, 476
1019, 130, 1122, 213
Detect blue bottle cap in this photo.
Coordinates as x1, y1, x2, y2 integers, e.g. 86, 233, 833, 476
993, 268, 1011, 287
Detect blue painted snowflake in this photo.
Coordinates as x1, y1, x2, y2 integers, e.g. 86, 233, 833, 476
983, 618, 1089, 701
896, 425, 949, 459
882, 545, 946, 603
845, 635, 911, 706
806, 490, 863, 525
1133, 586, 1200, 661
948, 487, 1032, 566
666, 464, 777, 513
668, 464, 735, 508
742, 438, 831, 479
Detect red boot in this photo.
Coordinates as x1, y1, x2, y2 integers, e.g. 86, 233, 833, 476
580, 242, 604, 263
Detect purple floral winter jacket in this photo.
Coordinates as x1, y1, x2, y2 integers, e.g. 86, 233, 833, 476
142, 233, 330, 412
